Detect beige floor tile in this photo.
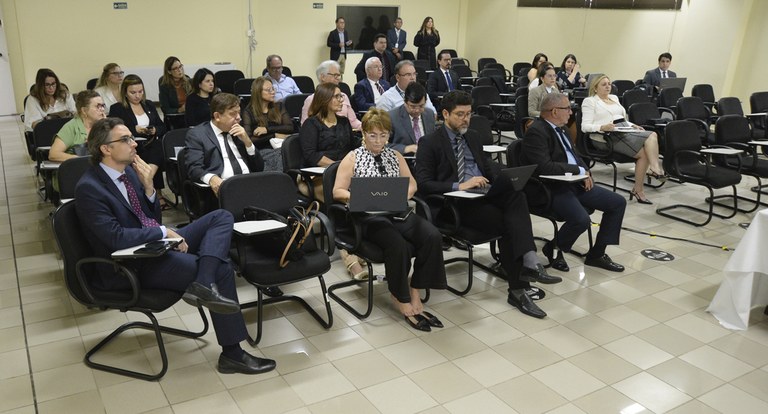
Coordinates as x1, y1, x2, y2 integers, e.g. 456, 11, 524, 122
590, 280, 646, 303
229, 377, 304, 413
261, 338, 330, 375
731, 369, 768, 403
699, 383, 768, 413
459, 315, 524, 347
709, 333, 768, 368
0, 326, 25, 353
647, 358, 724, 397
99, 379, 170, 414
612, 372, 692, 413
563, 315, 629, 345
453, 348, 524, 387
546, 403, 588, 414
252, 316, 307, 348
25, 316, 80, 346
33, 363, 97, 402
429, 298, 492, 326
603, 335, 673, 370
664, 313, 731, 343
36, 390, 106, 414
495, 308, 560, 335
170, 390, 242, 414
0, 375, 34, 412
0, 348, 29, 379
416, 326, 486, 360
536, 297, 590, 324
0, 306, 22, 329
567, 347, 642, 385
559, 286, 621, 314
531, 360, 605, 401
159, 362, 226, 404
307, 327, 373, 361
350, 316, 415, 348
361, 376, 438, 414
379, 337, 447, 374
574, 387, 649, 414
443, 389, 518, 414
634, 324, 705, 356
466, 286, 518, 315
306, 391, 379, 414
679, 345, 754, 381
666, 399, 721, 414
530, 325, 597, 358
489, 375, 568, 414
625, 296, 688, 322
596, 305, 658, 333
333, 349, 402, 389
493, 336, 563, 372
653, 287, 711, 312
409, 362, 483, 403
282, 363, 355, 405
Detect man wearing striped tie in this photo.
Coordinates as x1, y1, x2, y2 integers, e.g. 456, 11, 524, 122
353, 57, 391, 112
415, 91, 562, 320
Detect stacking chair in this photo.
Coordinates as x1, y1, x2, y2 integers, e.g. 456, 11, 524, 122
233, 78, 254, 106
218, 172, 334, 344
612, 80, 636, 97
470, 115, 504, 162
293, 76, 315, 94
162, 127, 189, 206
621, 88, 652, 109
283, 93, 311, 130
514, 94, 534, 139
486, 63, 513, 82
713, 115, 765, 212
402, 51, 416, 61
451, 58, 469, 68
749, 91, 768, 139
512, 63, 531, 80
628, 101, 675, 143
176, 148, 217, 221
33, 117, 71, 201
656, 120, 741, 226
443, 49, 458, 58
52, 201, 209, 381
658, 87, 683, 111
717, 97, 744, 116
472, 85, 514, 136
338, 82, 352, 98
56, 157, 91, 203
692, 84, 717, 113
280, 133, 314, 205
86, 78, 98, 90
574, 110, 636, 193
675, 96, 717, 145
452, 64, 476, 90
214, 69, 245, 94
477, 57, 497, 71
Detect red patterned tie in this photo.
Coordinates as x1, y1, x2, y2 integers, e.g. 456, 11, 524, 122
118, 174, 160, 228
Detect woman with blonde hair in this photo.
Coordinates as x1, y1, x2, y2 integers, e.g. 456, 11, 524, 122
94, 63, 124, 114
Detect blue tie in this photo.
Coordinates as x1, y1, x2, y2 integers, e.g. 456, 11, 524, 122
445, 71, 453, 91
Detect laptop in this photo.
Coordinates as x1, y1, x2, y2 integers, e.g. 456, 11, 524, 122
659, 77, 687, 92
348, 176, 410, 213
464, 165, 537, 197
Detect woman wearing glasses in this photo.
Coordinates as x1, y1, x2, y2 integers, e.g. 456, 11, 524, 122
241, 77, 293, 171
159, 56, 192, 116
109, 75, 168, 206
185, 68, 216, 127
49, 90, 106, 162
24, 68, 76, 131
94, 63, 124, 114
300, 82, 367, 280
333, 108, 446, 332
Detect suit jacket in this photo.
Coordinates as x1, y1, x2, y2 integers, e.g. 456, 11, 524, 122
386, 28, 407, 55
643, 67, 677, 88
426, 68, 459, 103
327, 30, 351, 61
353, 78, 391, 112
75, 165, 164, 285
527, 84, 560, 118
521, 118, 586, 177
388, 105, 436, 154
184, 122, 264, 182
415, 125, 499, 196
108, 100, 167, 139
354, 49, 397, 83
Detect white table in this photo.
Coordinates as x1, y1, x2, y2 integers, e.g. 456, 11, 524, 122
707, 208, 768, 329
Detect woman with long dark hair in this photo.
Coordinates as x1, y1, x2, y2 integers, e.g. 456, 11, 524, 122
24, 68, 75, 130
241, 77, 293, 171
413, 17, 441, 70
185, 68, 216, 126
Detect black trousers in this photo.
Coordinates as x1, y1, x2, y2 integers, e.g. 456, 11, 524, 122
550, 184, 626, 254
363, 213, 447, 303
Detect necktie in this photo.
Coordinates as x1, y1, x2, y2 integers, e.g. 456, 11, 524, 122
455, 135, 466, 183
555, 127, 582, 167
375, 82, 384, 95
221, 133, 243, 176
445, 71, 453, 91
397, 86, 405, 98
412, 116, 422, 142
118, 174, 160, 228
662, 71, 667, 79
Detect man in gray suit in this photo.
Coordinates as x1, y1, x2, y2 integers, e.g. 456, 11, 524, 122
185, 93, 264, 196
643, 52, 677, 93
388, 82, 435, 155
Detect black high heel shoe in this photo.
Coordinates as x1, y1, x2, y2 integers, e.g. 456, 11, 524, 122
647, 170, 668, 182
629, 190, 653, 204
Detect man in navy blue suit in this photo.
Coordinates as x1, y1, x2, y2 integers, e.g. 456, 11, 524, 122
75, 117, 275, 375
386, 17, 407, 60
353, 57, 391, 112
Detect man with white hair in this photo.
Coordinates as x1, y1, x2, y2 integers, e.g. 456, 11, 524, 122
300, 60, 362, 130
353, 57, 391, 112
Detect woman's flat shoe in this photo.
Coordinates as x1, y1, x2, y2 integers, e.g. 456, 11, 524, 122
420, 311, 444, 328
405, 314, 431, 332
629, 190, 653, 205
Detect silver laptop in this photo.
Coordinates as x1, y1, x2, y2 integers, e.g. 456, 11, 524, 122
659, 77, 686, 92
348, 177, 410, 213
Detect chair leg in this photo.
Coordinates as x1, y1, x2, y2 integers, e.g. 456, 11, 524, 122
443, 240, 504, 296
84, 307, 209, 381
656, 185, 738, 226
708, 175, 763, 213
327, 261, 375, 320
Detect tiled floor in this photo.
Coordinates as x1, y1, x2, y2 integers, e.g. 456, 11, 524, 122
2, 115, 768, 413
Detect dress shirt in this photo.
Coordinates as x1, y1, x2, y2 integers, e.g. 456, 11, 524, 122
377, 85, 437, 114
393, 29, 401, 49
446, 126, 481, 190
368, 79, 384, 103
99, 163, 166, 237
339, 31, 346, 53
201, 121, 256, 184
544, 119, 585, 175
269, 74, 302, 101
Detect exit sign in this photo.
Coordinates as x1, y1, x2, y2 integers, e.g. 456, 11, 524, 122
313, 3, 323, 9
113, 2, 127, 9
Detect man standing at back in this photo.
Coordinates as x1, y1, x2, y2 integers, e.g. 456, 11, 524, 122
265, 55, 301, 102
387, 17, 407, 61
354, 33, 396, 83
643, 52, 676, 93
327, 17, 353, 76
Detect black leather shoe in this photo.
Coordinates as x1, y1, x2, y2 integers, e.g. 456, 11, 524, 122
520, 264, 562, 284
543, 242, 569, 272
507, 290, 547, 319
217, 352, 276, 375
584, 254, 625, 272
260, 286, 284, 297
183, 282, 240, 314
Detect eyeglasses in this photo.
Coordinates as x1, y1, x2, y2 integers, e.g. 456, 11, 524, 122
450, 111, 472, 119
268, 66, 283, 71
95, 103, 107, 110
110, 71, 125, 76
262, 87, 276, 93
171, 64, 184, 71
325, 73, 342, 79
398, 71, 417, 78
44, 82, 57, 88
333, 93, 344, 101
106, 135, 136, 145
366, 132, 389, 141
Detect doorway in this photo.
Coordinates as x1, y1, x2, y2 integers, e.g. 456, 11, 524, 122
0, 5, 18, 116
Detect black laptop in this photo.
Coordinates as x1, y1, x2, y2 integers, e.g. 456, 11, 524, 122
659, 77, 687, 92
348, 176, 410, 213
464, 165, 537, 197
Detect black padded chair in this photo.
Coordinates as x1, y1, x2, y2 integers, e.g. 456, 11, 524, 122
33, 117, 72, 201
470, 115, 504, 162
52, 201, 209, 381
477, 57, 497, 72
658, 87, 683, 111
261, 66, 292, 77
293, 76, 315, 94
627, 102, 675, 144
692, 84, 717, 113
283, 93, 311, 130
338, 82, 352, 98
712, 114, 764, 212
280, 133, 314, 205
402, 51, 416, 61
675, 96, 717, 145
512, 63, 530, 78
452, 64, 476, 90
656, 120, 741, 226
514, 94, 534, 139
233, 78, 255, 96
574, 110, 636, 193
485, 63, 513, 82
718, 97, 765, 140
749, 91, 768, 140
612, 80, 635, 97
472, 86, 514, 136
621, 88, 652, 109
56, 156, 91, 202
86, 78, 98, 90
218, 172, 334, 345
443, 49, 458, 58
214, 69, 245, 94
162, 127, 189, 207
176, 148, 217, 221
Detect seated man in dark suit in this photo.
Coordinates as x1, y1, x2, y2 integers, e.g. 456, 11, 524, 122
426, 50, 459, 108
353, 57, 391, 112
415, 91, 562, 319
185, 93, 264, 197
353, 33, 396, 83
643, 52, 677, 94
388, 82, 435, 155
75, 117, 276, 375
520, 93, 626, 272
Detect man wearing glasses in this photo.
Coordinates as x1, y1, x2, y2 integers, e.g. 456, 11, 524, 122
300, 60, 362, 130
265, 55, 301, 101
353, 57, 391, 112
415, 91, 562, 320
353, 33, 396, 83
520, 93, 626, 273
377, 60, 436, 115
75, 117, 276, 375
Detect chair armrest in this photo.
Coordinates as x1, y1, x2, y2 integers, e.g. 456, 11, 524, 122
310, 210, 336, 256
76, 257, 140, 308
658, 107, 676, 119
411, 196, 432, 223
424, 194, 460, 234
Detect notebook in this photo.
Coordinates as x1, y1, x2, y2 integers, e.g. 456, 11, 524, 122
464, 165, 537, 196
348, 176, 410, 213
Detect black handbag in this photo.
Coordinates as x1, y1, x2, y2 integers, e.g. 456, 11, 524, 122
243, 201, 320, 267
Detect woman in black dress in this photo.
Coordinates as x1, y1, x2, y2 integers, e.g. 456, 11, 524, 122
413, 17, 440, 70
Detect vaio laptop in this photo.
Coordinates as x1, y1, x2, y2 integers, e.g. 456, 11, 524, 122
659, 77, 687, 92
348, 176, 410, 213
465, 165, 537, 196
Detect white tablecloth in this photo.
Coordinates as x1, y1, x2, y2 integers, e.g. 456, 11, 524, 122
707, 209, 768, 329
